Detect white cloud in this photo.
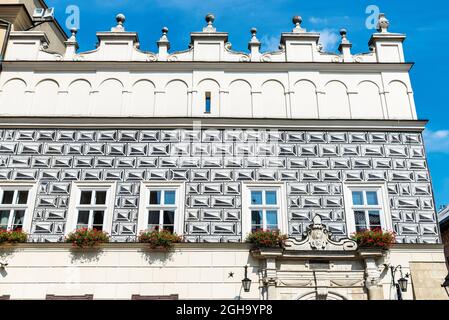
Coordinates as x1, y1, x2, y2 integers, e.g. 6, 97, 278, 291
260, 35, 280, 52
309, 17, 328, 25
423, 130, 449, 153
311, 28, 340, 52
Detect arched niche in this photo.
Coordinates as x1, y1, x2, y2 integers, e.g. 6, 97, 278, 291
130, 80, 155, 116
292, 80, 318, 118
1, 79, 27, 115
157, 80, 188, 117
194, 79, 220, 116
352, 81, 384, 119
387, 81, 412, 119
67, 79, 91, 116
225, 80, 252, 117
95, 79, 123, 116
34, 79, 59, 114
321, 81, 350, 119
259, 80, 286, 118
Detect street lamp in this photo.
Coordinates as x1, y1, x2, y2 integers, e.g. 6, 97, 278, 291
387, 264, 410, 300
241, 265, 252, 293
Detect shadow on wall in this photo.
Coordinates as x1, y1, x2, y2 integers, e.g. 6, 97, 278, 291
69, 247, 105, 264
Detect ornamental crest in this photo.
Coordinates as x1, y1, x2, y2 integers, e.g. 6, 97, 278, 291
285, 215, 357, 251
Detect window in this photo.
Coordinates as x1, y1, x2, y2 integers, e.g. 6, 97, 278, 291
0, 184, 37, 232
66, 182, 116, 235
249, 190, 279, 232
147, 189, 176, 232
76, 190, 108, 231
343, 184, 391, 234
205, 92, 211, 113
242, 183, 287, 236
138, 182, 185, 234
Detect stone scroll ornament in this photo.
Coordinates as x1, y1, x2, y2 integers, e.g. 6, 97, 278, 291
285, 215, 358, 251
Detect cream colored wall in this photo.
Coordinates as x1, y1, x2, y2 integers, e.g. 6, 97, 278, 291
1, 244, 447, 300
0, 244, 260, 300
380, 246, 448, 300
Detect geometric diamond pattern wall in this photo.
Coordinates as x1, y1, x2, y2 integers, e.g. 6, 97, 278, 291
0, 128, 439, 244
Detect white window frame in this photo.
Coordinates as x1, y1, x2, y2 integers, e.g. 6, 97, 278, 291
137, 182, 185, 235
66, 182, 116, 235
343, 183, 392, 234
0, 182, 37, 233
241, 182, 288, 237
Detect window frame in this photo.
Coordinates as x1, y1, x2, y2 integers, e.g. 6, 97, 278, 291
137, 182, 185, 235
0, 182, 37, 233
66, 182, 116, 235
241, 182, 287, 237
342, 183, 392, 234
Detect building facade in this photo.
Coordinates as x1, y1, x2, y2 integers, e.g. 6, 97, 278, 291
0, 5, 447, 300
438, 206, 449, 264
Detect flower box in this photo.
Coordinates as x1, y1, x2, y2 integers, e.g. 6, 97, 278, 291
0, 229, 28, 245
351, 229, 396, 251
246, 230, 287, 249
138, 229, 183, 250
65, 228, 110, 248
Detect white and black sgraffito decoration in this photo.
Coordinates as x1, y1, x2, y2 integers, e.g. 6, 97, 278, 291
0, 128, 437, 244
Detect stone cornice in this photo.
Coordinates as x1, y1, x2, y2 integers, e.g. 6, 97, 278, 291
1, 60, 414, 73
0, 117, 428, 131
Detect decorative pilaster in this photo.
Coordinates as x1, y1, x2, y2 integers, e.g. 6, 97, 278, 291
248, 28, 261, 62
157, 27, 170, 61
64, 28, 79, 61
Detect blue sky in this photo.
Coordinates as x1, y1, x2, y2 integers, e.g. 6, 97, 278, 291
47, 0, 449, 209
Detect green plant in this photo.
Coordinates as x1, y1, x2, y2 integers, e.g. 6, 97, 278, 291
65, 228, 110, 248
0, 229, 28, 244
246, 229, 287, 248
138, 229, 183, 249
351, 228, 396, 250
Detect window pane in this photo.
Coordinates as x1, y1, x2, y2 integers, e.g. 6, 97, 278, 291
368, 210, 381, 229
92, 211, 104, 230
266, 210, 278, 230
95, 191, 107, 205
366, 192, 379, 206
80, 191, 92, 205
251, 210, 262, 230
12, 210, 25, 230
251, 191, 262, 205
164, 191, 176, 205
265, 191, 277, 205
149, 191, 161, 205
163, 211, 175, 233
0, 210, 9, 229
17, 191, 29, 205
77, 210, 90, 224
352, 191, 364, 205
354, 210, 367, 230
2, 191, 14, 204
148, 210, 160, 225
163, 210, 175, 225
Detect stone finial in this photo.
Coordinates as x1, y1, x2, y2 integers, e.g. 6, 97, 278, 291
250, 27, 260, 43
338, 28, 352, 61
292, 15, 305, 33
112, 13, 126, 32
248, 27, 261, 60
68, 28, 78, 41
160, 26, 169, 41
158, 26, 170, 60
377, 13, 390, 33
340, 28, 349, 43
203, 13, 216, 32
